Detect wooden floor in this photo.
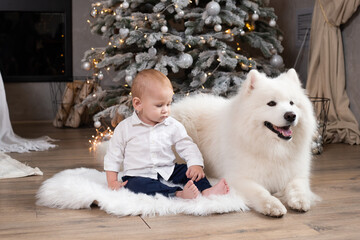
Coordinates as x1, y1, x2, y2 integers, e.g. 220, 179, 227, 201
1, 122, 360, 240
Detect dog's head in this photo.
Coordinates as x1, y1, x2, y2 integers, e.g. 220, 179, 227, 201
237, 68, 314, 142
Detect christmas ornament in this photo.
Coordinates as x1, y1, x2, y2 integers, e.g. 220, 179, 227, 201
278, 35, 283, 41
101, 26, 107, 32
206, 1, 221, 16
97, 71, 104, 80
179, 53, 193, 68
214, 24, 222, 32
240, 29, 245, 36
94, 121, 101, 128
125, 75, 133, 84
148, 47, 157, 57
269, 19, 276, 27
252, 11, 259, 21
270, 54, 283, 68
82, 61, 91, 71
161, 26, 168, 33
119, 28, 129, 38
177, 10, 184, 17
200, 73, 207, 83
122, 1, 129, 9
115, 14, 121, 21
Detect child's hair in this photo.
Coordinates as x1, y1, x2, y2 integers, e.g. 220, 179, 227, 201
131, 69, 173, 98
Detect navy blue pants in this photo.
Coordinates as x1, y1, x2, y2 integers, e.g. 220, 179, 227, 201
122, 164, 212, 197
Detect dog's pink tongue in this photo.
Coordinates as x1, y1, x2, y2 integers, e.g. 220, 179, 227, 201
280, 128, 292, 137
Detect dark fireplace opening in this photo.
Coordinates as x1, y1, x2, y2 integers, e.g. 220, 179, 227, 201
0, 0, 72, 82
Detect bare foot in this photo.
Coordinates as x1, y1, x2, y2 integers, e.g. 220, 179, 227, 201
175, 180, 200, 199
202, 179, 230, 197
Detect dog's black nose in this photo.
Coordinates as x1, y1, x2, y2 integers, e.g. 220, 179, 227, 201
284, 112, 296, 122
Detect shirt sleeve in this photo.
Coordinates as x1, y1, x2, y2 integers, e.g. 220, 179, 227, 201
173, 120, 204, 168
104, 123, 126, 172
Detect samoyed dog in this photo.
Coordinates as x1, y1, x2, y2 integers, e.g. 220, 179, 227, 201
171, 68, 319, 217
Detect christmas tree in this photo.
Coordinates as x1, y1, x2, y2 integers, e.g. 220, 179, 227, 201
81, 0, 284, 127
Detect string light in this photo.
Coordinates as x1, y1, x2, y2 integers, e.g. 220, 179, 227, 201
245, 22, 255, 31
89, 126, 113, 152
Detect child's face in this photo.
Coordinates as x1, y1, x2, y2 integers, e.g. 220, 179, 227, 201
134, 85, 173, 126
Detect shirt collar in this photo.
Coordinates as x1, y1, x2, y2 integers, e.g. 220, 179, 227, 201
131, 111, 170, 127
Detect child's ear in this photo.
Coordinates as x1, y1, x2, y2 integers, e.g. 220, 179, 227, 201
132, 97, 142, 112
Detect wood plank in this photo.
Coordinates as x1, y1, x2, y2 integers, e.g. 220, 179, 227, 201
0, 122, 359, 239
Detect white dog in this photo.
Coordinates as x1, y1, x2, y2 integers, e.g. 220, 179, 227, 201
171, 69, 319, 217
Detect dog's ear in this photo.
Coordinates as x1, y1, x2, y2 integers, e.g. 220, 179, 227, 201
287, 68, 302, 87
244, 69, 261, 94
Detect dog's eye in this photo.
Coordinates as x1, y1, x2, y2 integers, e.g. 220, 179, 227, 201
290, 101, 294, 105
267, 101, 276, 107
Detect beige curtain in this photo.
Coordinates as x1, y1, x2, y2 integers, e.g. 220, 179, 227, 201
307, 0, 360, 145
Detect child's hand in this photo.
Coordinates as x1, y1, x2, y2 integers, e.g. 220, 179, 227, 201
186, 165, 205, 182
108, 180, 128, 190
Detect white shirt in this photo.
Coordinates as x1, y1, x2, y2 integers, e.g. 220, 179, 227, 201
104, 112, 204, 180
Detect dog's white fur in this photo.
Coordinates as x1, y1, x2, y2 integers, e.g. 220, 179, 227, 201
171, 69, 319, 217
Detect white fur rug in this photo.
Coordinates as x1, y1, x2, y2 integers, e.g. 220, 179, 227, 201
36, 168, 248, 217
0, 152, 43, 179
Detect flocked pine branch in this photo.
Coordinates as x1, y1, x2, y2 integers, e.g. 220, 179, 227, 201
79, 0, 285, 126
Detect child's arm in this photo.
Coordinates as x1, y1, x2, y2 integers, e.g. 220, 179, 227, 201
106, 171, 128, 190
104, 122, 127, 190
172, 120, 206, 181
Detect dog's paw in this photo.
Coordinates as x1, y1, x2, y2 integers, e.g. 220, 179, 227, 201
261, 196, 287, 217
287, 195, 311, 212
